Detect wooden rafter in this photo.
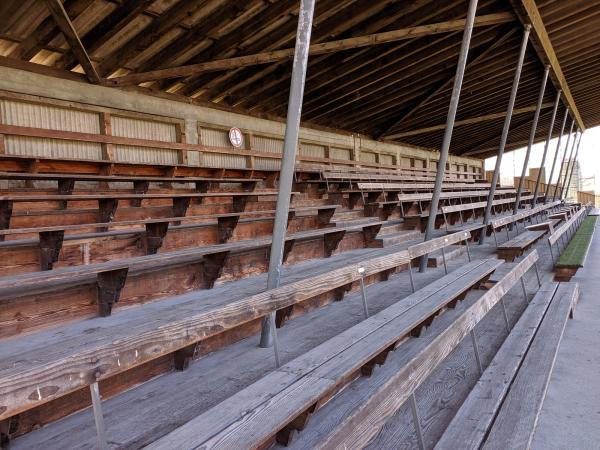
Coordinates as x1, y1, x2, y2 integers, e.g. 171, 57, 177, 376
509, 0, 585, 131
42, 0, 101, 84
377, 27, 519, 139
385, 103, 552, 140
109, 12, 515, 87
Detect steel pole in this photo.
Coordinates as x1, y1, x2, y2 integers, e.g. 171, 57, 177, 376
563, 132, 583, 200
479, 25, 531, 245
532, 90, 561, 207
260, 0, 315, 352
552, 120, 575, 200
545, 108, 569, 203
418, 0, 478, 272
513, 65, 549, 215
559, 129, 579, 199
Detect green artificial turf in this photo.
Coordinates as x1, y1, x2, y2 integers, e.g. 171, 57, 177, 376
556, 216, 597, 267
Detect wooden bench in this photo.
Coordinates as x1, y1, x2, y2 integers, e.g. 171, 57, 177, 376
435, 281, 579, 449
497, 230, 546, 262
146, 252, 539, 449
0, 191, 298, 232
488, 201, 561, 245
0, 230, 472, 423
547, 205, 589, 263
0, 205, 338, 270
0, 222, 382, 328
554, 215, 596, 281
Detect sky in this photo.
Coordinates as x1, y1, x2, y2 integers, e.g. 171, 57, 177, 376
484, 125, 600, 192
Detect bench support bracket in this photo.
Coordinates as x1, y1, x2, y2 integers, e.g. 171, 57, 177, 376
201, 251, 229, 289
145, 222, 169, 254
174, 343, 200, 371
39, 230, 65, 270
96, 268, 129, 317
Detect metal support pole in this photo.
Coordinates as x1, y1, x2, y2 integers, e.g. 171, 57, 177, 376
465, 238, 472, 261
470, 329, 483, 374
534, 261, 542, 287
479, 25, 530, 245
545, 107, 569, 203
513, 65, 549, 215
90, 382, 108, 450
521, 278, 528, 302
441, 246, 448, 274
260, 0, 315, 355
550, 115, 573, 202
410, 392, 425, 450
554, 125, 577, 200
532, 91, 561, 207
418, 0, 478, 272
358, 267, 369, 319
562, 132, 583, 200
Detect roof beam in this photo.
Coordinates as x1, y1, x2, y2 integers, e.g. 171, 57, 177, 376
376, 27, 518, 139
385, 103, 552, 140
509, 0, 585, 130
43, 0, 101, 84
109, 12, 515, 87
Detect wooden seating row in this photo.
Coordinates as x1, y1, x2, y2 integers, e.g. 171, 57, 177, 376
0, 191, 300, 235
0, 230, 473, 423
554, 214, 596, 282
0, 205, 338, 270
436, 281, 578, 449
146, 252, 539, 449
497, 230, 546, 262
0, 220, 387, 338
547, 204, 588, 262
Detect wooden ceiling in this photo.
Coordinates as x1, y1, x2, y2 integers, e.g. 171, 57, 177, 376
0, 0, 598, 158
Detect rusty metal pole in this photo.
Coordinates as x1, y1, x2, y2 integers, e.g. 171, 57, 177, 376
562, 131, 583, 200
418, 0, 478, 272
559, 129, 579, 199
513, 65, 549, 215
532, 90, 561, 207
545, 109, 569, 203
479, 25, 531, 245
259, 0, 315, 360
552, 120, 575, 200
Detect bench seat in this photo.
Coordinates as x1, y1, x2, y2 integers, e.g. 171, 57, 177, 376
554, 216, 597, 281
435, 282, 578, 449
145, 258, 504, 450
497, 230, 545, 262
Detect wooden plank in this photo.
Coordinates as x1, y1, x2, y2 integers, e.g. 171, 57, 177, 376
308, 252, 539, 450
482, 282, 578, 449
145, 259, 503, 449
548, 207, 586, 246
435, 282, 559, 450
109, 13, 515, 86
42, 0, 101, 84
0, 171, 261, 183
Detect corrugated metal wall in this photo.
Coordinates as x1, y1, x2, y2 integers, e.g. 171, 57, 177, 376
112, 116, 178, 165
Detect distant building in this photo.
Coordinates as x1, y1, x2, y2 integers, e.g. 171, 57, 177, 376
560, 159, 583, 200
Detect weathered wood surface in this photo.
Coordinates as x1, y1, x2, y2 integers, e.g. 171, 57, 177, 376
0, 229, 477, 420
482, 282, 578, 450
499, 230, 545, 249
0, 191, 293, 202
298, 251, 538, 450
145, 259, 502, 450
490, 201, 560, 230
434, 282, 560, 450
0, 171, 261, 184
355, 182, 505, 191
525, 220, 554, 233
548, 206, 586, 247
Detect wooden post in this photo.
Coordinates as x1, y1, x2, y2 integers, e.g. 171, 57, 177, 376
0, 134, 5, 154
244, 131, 255, 170
175, 122, 188, 165
99, 112, 114, 162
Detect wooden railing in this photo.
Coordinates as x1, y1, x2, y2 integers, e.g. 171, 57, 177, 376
522, 178, 597, 207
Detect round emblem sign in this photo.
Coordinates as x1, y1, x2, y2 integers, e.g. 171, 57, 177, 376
228, 127, 244, 148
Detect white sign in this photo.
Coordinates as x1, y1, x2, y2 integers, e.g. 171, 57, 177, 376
229, 127, 244, 148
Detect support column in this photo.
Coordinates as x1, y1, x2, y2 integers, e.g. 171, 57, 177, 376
563, 132, 583, 200
260, 0, 315, 354
479, 25, 531, 245
418, 0, 478, 272
532, 90, 561, 206
552, 120, 575, 200
545, 108, 569, 203
513, 65, 549, 214
559, 129, 579, 199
